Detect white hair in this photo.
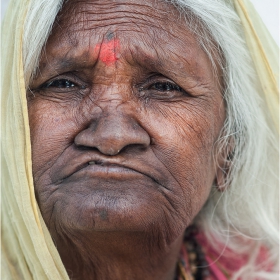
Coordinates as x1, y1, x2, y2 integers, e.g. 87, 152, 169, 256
23, 0, 279, 279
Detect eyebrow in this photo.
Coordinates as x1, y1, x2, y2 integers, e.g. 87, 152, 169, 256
35, 42, 211, 91
37, 56, 95, 77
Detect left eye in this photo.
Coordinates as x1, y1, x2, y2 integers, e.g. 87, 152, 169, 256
42, 79, 77, 89
149, 82, 183, 92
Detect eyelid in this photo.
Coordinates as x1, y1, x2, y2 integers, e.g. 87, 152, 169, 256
35, 72, 86, 91
137, 74, 187, 94
145, 74, 171, 84
139, 75, 180, 88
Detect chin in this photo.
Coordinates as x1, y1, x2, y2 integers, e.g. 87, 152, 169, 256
41, 176, 186, 244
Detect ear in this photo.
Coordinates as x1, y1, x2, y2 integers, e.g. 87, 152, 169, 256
215, 159, 231, 192
215, 138, 234, 192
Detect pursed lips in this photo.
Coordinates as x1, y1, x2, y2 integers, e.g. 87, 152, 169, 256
49, 152, 168, 190
65, 160, 144, 180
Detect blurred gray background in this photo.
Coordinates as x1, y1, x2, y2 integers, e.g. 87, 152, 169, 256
1, 0, 279, 45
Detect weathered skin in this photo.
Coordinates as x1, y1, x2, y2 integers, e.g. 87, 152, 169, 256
28, 0, 225, 279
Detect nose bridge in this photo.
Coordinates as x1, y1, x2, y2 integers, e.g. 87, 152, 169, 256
95, 96, 134, 130
92, 78, 131, 110
97, 110, 133, 140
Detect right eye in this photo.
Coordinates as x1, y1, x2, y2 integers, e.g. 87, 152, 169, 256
41, 79, 77, 89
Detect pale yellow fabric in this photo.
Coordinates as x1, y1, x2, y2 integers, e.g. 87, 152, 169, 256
1, 0, 69, 279
1, 0, 279, 279
234, 0, 279, 130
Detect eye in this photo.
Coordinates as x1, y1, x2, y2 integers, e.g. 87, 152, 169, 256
149, 82, 183, 92
41, 79, 77, 89
138, 76, 190, 100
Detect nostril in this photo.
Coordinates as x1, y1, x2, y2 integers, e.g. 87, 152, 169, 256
88, 160, 103, 165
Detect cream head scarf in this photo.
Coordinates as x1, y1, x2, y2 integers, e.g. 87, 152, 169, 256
1, 0, 278, 279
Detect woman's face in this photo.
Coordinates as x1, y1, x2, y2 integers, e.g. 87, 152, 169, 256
28, 0, 225, 244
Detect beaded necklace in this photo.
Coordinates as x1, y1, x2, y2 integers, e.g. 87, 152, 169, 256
176, 226, 212, 280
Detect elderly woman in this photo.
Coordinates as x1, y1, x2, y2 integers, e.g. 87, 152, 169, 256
1, 0, 278, 279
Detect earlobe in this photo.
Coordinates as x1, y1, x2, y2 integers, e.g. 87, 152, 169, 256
215, 166, 228, 192
215, 144, 234, 192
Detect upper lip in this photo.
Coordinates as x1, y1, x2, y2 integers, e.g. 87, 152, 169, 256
50, 148, 168, 189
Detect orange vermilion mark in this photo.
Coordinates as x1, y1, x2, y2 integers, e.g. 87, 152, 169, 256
94, 38, 120, 66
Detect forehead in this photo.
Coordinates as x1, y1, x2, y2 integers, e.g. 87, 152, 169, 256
56, 0, 190, 38
46, 0, 204, 65
37, 0, 220, 93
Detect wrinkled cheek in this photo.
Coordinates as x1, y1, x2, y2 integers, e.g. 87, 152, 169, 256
152, 141, 216, 222
28, 111, 78, 180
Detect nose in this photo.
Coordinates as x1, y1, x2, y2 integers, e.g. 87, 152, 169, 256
74, 112, 150, 156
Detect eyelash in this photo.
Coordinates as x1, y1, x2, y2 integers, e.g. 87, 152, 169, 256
40, 79, 84, 89
148, 82, 183, 92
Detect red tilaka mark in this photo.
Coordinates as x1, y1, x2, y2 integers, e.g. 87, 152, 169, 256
94, 39, 120, 66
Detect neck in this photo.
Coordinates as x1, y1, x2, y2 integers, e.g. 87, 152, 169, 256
55, 231, 183, 280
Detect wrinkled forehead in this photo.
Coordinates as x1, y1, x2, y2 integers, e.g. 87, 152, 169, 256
55, 0, 188, 36
47, 0, 202, 54
37, 0, 222, 93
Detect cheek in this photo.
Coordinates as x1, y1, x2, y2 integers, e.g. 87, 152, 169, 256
28, 100, 78, 181
144, 101, 222, 216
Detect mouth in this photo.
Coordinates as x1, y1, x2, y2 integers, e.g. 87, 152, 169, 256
81, 163, 141, 182
86, 160, 141, 176
88, 160, 116, 166
48, 147, 173, 191
51, 154, 163, 188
